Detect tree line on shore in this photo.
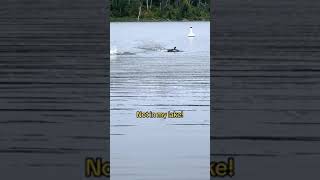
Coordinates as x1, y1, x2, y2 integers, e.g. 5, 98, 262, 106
111, 0, 210, 21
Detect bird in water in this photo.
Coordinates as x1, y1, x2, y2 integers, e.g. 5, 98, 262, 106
167, 47, 181, 52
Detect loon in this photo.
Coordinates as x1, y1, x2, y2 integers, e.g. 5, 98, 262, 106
167, 47, 180, 52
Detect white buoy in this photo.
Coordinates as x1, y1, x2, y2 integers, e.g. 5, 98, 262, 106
188, 27, 195, 37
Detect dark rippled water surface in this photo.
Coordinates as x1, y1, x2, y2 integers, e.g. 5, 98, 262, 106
111, 22, 210, 180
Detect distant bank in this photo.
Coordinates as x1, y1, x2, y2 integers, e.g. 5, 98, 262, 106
110, 17, 210, 22
110, 0, 209, 22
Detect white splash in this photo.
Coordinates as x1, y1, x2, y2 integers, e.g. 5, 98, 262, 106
110, 47, 118, 55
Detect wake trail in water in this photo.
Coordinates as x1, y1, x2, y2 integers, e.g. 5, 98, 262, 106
110, 47, 136, 56
111, 41, 179, 57
136, 42, 166, 52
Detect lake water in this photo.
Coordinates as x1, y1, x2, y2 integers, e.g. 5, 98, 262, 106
110, 22, 210, 180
